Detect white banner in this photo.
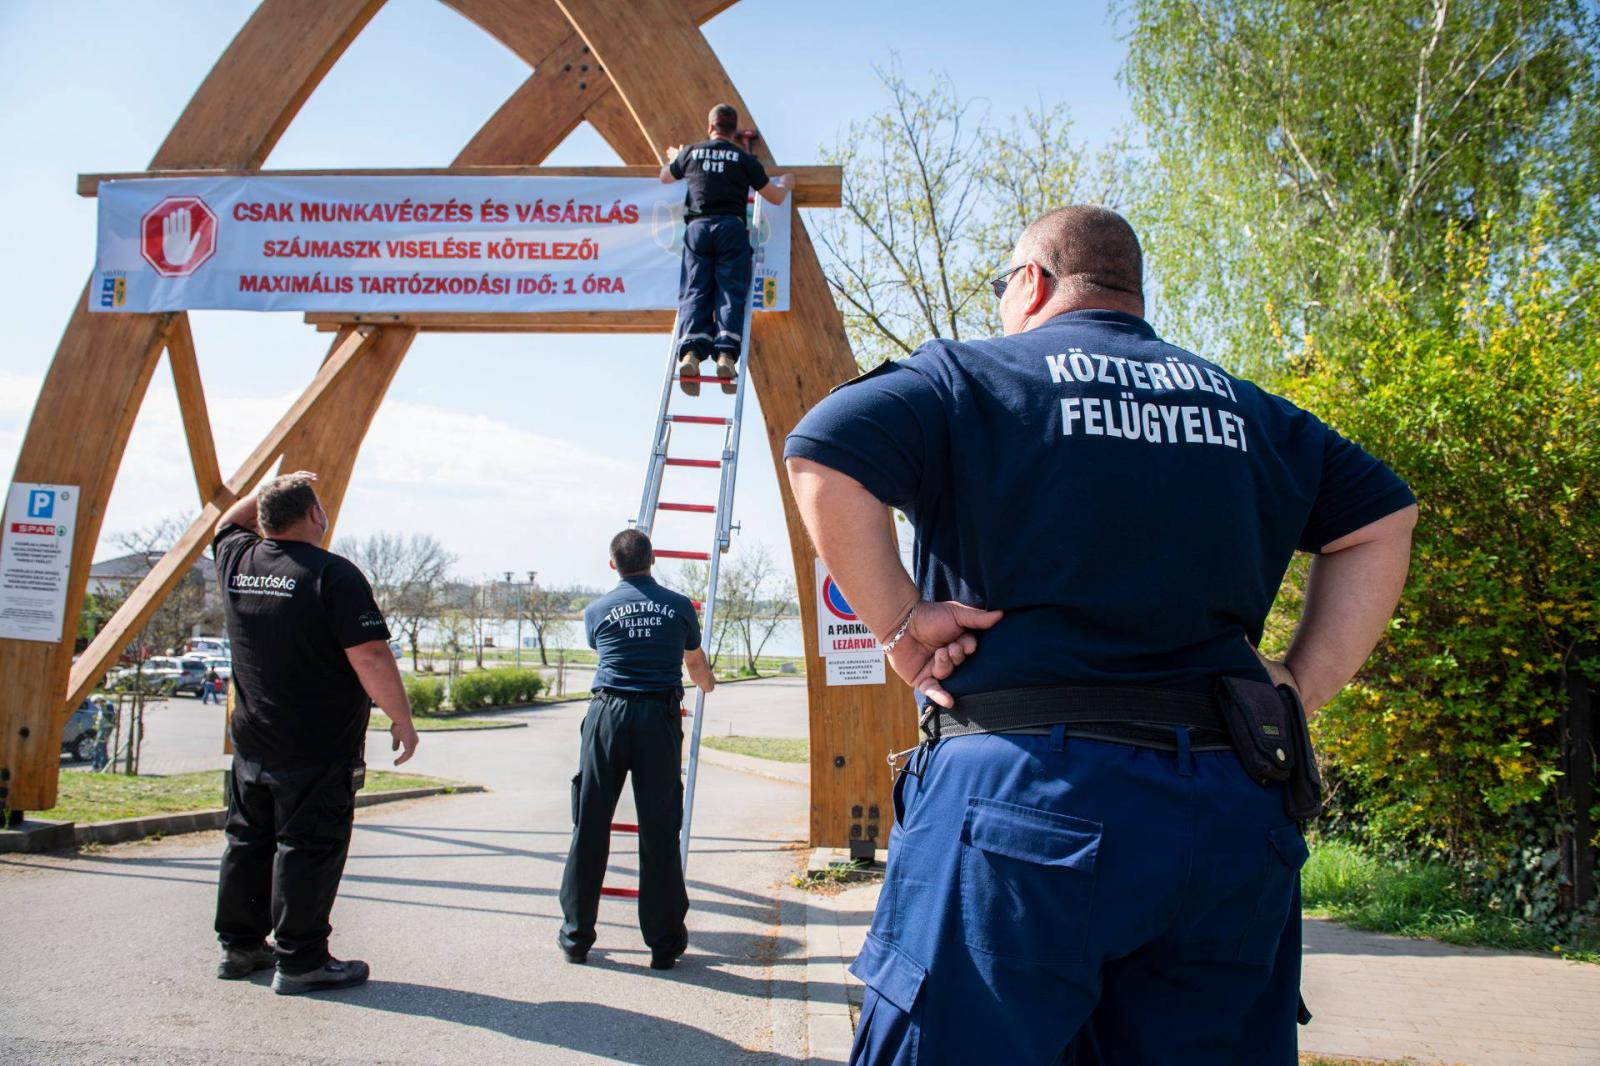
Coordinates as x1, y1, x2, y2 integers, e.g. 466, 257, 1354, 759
0, 483, 78, 643
91, 176, 790, 314
814, 559, 885, 686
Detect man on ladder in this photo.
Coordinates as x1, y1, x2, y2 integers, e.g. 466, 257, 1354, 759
558, 529, 716, 970
661, 103, 790, 395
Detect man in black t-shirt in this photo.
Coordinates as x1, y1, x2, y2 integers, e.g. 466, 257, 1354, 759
785, 207, 1418, 1064
661, 103, 790, 395
557, 529, 715, 970
211, 471, 419, 996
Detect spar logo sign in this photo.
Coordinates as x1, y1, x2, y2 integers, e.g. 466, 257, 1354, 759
140, 196, 218, 277
821, 574, 857, 622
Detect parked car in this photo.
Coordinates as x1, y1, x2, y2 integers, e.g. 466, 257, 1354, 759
389, 641, 403, 659
61, 699, 100, 763
107, 655, 187, 693
169, 658, 210, 697
185, 636, 231, 656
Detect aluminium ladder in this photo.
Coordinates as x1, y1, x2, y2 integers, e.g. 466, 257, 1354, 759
598, 210, 761, 900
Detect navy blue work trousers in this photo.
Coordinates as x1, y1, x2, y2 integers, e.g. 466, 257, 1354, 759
559, 691, 689, 956
850, 728, 1307, 1065
676, 215, 752, 360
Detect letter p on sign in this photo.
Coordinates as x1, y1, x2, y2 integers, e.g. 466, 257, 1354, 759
26, 489, 53, 519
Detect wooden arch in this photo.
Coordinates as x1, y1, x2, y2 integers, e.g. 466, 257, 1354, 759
0, 0, 914, 847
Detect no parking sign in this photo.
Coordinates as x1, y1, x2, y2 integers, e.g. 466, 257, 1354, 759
814, 559, 884, 686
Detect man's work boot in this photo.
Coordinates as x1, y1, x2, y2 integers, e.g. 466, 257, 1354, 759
678, 353, 701, 396
715, 352, 738, 394
216, 943, 277, 980
649, 930, 688, 971
271, 957, 370, 995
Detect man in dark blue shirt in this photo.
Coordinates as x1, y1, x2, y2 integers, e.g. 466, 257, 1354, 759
785, 207, 1417, 1064
660, 103, 789, 395
558, 529, 714, 970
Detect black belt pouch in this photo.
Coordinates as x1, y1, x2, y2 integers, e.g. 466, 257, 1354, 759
1216, 676, 1322, 821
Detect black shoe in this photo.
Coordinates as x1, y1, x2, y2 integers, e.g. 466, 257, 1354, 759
216, 943, 276, 980
678, 353, 701, 395
271, 957, 370, 996
649, 933, 688, 971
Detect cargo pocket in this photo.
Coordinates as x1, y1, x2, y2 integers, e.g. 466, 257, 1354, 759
959, 797, 1101, 966
1238, 822, 1309, 965
848, 933, 927, 1062
314, 764, 357, 843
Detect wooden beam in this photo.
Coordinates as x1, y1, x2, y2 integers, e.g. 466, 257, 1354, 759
305, 310, 675, 333
0, 0, 384, 813
164, 314, 225, 504
77, 165, 843, 208
64, 328, 379, 710
276, 326, 418, 539
586, 90, 657, 165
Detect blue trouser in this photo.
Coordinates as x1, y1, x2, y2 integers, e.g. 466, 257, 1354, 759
850, 728, 1307, 1065
676, 216, 752, 359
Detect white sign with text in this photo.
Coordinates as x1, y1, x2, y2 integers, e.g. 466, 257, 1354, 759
0, 483, 78, 643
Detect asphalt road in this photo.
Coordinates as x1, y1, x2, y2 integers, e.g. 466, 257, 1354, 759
5, 679, 817, 1064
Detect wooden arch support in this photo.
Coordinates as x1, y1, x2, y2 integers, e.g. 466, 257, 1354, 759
2, 0, 915, 848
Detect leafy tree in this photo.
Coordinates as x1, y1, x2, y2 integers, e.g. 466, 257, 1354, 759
818, 63, 1132, 366
338, 532, 455, 670
1267, 209, 1599, 923
1122, 0, 1600, 369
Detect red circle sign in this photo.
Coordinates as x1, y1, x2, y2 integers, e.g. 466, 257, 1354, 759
821, 575, 857, 621
140, 195, 218, 277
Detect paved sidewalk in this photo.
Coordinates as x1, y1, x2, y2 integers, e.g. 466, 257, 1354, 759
811, 881, 1600, 1066
1, 690, 817, 1065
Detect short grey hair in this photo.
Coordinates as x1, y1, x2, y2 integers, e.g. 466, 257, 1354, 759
1017, 205, 1143, 302
257, 474, 319, 534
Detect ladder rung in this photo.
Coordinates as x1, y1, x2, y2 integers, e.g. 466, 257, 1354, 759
664, 458, 721, 469
658, 502, 716, 513
668, 415, 731, 426
676, 375, 730, 384
611, 822, 639, 833
655, 549, 710, 560
600, 886, 640, 899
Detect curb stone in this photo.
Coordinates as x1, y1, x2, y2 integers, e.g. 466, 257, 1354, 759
3, 784, 488, 850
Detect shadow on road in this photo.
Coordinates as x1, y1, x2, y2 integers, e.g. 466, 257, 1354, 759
347, 984, 804, 1064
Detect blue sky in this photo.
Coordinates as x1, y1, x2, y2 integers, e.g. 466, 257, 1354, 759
0, 0, 1133, 588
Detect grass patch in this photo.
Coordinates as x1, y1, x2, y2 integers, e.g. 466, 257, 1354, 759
1303, 839, 1599, 963
792, 859, 883, 894
369, 712, 522, 732
33, 769, 453, 824
702, 735, 809, 763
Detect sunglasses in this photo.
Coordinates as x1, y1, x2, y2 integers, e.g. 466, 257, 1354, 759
989, 262, 1052, 298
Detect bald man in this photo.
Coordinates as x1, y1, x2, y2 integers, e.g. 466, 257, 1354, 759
784, 206, 1417, 1064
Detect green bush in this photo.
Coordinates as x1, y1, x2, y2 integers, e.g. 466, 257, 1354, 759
448, 668, 544, 711
1269, 211, 1599, 928
1303, 840, 1598, 959
403, 676, 444, 717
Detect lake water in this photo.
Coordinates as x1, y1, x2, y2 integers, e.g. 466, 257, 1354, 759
423, 616, 808, 659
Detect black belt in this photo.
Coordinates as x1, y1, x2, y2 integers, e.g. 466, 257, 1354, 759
930, 685, 1231, 750
593, 687, 682, 703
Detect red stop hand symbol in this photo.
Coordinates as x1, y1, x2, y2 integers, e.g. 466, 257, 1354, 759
140, 196, 218, 276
